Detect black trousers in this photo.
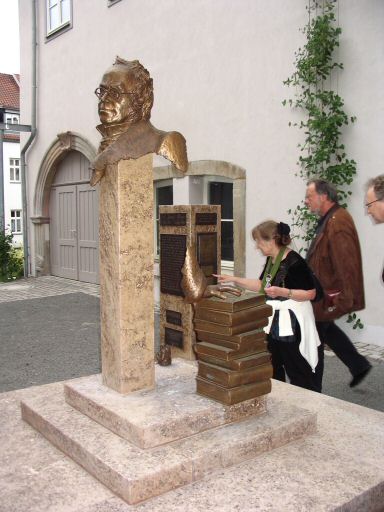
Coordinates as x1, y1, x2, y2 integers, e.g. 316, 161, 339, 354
267, 337, 319, 392
315, 321, 370, 391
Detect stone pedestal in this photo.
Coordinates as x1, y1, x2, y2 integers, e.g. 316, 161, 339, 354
99, 156, 154, 393
21, 360, 317, 505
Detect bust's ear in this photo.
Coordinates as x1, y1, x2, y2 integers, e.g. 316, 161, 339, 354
158, 132, 188, 173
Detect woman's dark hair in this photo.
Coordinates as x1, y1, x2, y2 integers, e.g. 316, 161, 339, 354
251, 220, 291, 247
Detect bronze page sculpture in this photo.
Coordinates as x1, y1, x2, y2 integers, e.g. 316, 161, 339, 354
90, 57, 188, 186
181, 245, 242, 302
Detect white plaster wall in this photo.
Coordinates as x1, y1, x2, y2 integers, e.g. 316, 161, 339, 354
19, 0, 384, 343
3, 140, 22, 246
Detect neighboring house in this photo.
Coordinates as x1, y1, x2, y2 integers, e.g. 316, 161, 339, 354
18, 1, 384, 344
0, 73, 22, 246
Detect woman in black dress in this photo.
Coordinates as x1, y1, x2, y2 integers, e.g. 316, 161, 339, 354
215, 220, 320, 392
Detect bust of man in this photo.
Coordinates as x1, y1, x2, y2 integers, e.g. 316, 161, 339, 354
90, 57, 188, 186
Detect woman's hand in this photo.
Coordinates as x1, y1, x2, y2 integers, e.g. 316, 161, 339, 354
265, 286, 316, 301
212, 274, 236, 284
212, 274, 262, 293
265, 286, 286, 299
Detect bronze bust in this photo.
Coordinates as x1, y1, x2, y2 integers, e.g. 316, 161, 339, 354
90, 57, 188, 186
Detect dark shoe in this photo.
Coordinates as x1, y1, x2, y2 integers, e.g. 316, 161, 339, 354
350, 364, 372, 388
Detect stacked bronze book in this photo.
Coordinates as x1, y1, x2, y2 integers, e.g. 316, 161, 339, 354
194, 292, 273, 405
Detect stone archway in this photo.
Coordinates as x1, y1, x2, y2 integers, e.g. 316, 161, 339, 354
31, 132, 97, 276
153, 160, 246, 277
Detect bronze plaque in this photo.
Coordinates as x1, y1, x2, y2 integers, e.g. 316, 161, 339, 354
160, 234, 187, 296
198, 361, 273, 388
194, 303, 272, 326
197, 233, 217, 285
195, 292, 266, 312
160, 213, 187, 226
166, 310, 182, 326
196, 376, 271, 405
195, 212, 217, 226
165, 327, 183, 348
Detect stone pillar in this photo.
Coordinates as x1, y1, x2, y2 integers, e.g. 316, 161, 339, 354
99, 155, 154, 394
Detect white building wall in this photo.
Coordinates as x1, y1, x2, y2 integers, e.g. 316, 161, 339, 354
3, 140, 22, 246
19, 0, 384, 344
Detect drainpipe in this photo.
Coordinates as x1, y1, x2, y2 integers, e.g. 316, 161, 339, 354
20, 0, 37, 277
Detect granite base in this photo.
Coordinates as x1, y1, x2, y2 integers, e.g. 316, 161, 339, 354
63, 362, 267, 448
21, 360, 316, 505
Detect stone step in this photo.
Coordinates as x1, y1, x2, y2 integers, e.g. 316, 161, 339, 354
63, 371, 267, 449
21, 384, 316, 505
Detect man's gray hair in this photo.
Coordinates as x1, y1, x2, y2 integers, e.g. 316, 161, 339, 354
366, 174, 384, 201
307, 179, 339, 203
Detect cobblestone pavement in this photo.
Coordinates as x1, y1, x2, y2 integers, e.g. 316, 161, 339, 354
0, 275, 100, 302
1, 276, 384, 362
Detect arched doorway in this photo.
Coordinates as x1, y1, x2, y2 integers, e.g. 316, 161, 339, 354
50, 150, 99, 283
32, 132, 98, 282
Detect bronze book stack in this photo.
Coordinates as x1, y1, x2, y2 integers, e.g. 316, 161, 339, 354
194, 292, 273, 405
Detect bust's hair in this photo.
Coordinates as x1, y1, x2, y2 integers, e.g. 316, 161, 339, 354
366, 174, 384, 201
251, 220, 291, 247
113, 57, 154, 121
307, 179, 339, 203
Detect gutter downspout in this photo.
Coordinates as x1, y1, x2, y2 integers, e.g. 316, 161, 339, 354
20, 0, 37, 277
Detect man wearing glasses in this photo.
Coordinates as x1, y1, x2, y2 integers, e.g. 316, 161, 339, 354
366, 175, 384, 224
90, 57, 188, 186
304, 179, 371, 390
365, 174, 384, 283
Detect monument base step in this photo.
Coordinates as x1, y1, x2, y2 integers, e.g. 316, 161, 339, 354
21, 361, 317, 506
63, 361, 268, 449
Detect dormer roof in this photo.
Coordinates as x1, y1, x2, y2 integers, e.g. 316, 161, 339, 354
0, 73, 20, 110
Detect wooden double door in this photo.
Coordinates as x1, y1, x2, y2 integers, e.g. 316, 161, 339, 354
50, 151, 99, 283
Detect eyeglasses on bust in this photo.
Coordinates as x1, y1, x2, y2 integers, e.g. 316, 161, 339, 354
365, 198, 381, 208
94, 86, 133, 101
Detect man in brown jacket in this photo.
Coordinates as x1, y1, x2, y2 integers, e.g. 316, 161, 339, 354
305, 179, 371, 390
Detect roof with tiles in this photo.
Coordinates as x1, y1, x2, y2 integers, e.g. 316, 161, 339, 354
0, 73, 20, 110
3, 132, 20, 143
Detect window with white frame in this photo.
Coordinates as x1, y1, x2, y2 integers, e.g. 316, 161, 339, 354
9, 158, 20, 182
10, 210, 22, 234
5, 115, 19, 125
46, 0, 71, 36
207, 179, 234, 263
154, 180, 173, 256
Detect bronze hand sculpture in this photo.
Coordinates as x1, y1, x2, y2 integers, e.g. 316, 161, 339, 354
91, 57, 188, 186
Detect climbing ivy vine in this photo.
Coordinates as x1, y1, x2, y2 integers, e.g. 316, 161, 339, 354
284, 0, 362, 329
283, 0, 357, 240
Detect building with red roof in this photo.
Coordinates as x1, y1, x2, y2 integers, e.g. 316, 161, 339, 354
0, 72, 22, 245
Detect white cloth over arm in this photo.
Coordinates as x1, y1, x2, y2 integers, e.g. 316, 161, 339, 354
264, 299, 320, 372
